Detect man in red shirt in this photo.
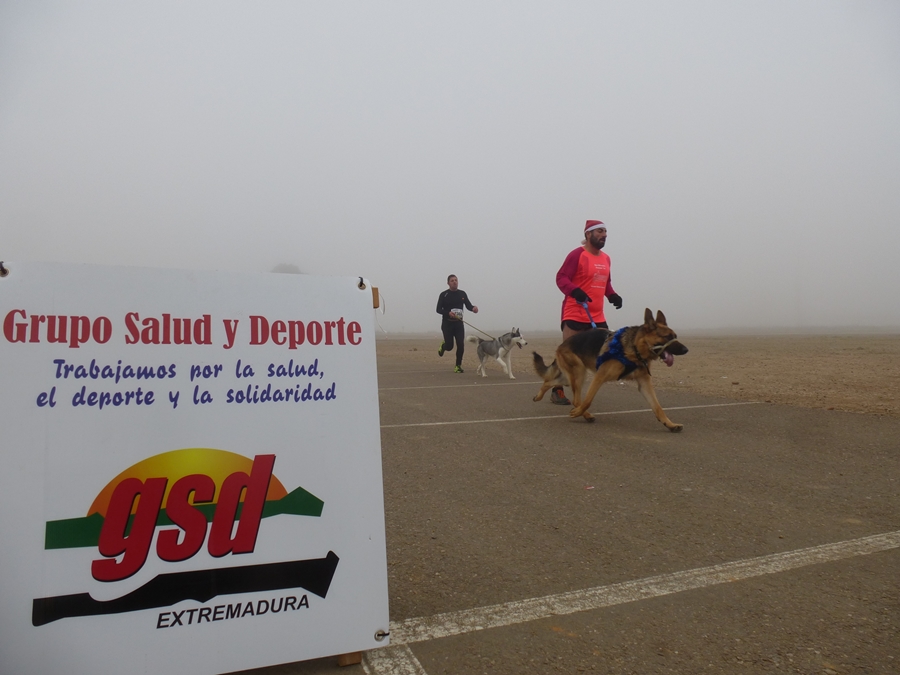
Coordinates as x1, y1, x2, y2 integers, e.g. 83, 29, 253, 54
550, 219, 623, 404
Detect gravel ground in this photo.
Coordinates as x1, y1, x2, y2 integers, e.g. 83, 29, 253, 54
376, 332, 900, 417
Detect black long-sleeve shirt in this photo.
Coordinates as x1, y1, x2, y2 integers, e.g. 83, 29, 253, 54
436, 289, 474, 323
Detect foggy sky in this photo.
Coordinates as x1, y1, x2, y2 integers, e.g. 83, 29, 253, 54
2, 2, 899, 333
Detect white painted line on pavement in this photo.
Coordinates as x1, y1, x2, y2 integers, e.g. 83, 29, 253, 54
363, 645, 427, 675
390, 530, 900, 645
380, 381, 536, 391
362, 530, 900, 674
378, 368, 540, 376
379, 369, 535, 376
380, 401, 761, 429
378, 369, 469, 375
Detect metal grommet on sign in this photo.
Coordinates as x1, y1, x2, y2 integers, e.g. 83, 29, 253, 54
358, 276, 366, 290
374, 629, 389, 642
0, 261, 8, 278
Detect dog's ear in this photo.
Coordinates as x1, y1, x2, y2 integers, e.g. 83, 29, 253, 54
656, 310, 667, 326
643, 308, 655, 327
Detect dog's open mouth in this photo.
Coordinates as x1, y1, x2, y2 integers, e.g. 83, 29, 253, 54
652, 340, 687, 367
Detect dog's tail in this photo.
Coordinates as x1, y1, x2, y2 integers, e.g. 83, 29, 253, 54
465, 335, 482, 345
532, 351, 561, 381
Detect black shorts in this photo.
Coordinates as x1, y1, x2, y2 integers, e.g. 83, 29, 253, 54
561, 319, 608, 332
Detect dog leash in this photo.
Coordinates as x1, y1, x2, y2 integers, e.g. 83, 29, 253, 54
461, 320, 496, 340
581, 302, 598, 329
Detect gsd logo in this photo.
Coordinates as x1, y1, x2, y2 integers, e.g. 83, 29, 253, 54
33, 448, 339, 626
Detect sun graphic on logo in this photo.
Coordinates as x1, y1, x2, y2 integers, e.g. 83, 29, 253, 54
87, 448, 289, 517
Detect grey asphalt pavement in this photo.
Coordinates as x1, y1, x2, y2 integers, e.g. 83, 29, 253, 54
236, 352, 900, 675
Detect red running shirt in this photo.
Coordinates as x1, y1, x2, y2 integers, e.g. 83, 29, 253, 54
556, 248, 615, 325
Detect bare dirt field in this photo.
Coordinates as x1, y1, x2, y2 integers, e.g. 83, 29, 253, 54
376, 332, 900, 417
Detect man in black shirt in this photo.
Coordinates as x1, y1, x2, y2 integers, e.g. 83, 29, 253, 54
435, 274, 479, 373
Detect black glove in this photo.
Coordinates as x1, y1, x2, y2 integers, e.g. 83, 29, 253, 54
608, 293, 623, 309
570, 287, 592, 303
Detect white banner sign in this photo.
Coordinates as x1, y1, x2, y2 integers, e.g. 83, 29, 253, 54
0, 262, 389, 675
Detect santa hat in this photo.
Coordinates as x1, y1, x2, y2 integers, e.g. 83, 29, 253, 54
584, 220, 605, 233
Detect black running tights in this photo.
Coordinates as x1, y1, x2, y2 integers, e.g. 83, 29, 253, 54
441, 321, 466, 366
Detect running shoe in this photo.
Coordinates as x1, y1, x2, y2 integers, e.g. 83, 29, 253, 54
454, 365, 464, 373
550, 386, 571, 405
438, 341, 445, 357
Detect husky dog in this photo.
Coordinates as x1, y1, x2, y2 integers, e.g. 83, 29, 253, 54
466, 328, 528, 379
532, 309, 688, 431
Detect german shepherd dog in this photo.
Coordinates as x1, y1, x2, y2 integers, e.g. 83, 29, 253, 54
532, 309, 688, 431
466, 328, 527, 379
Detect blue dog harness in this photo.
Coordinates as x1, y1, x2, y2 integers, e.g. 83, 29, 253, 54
595, 328, 641, 379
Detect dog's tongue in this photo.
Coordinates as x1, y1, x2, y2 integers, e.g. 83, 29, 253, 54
663, 351, 674, 367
